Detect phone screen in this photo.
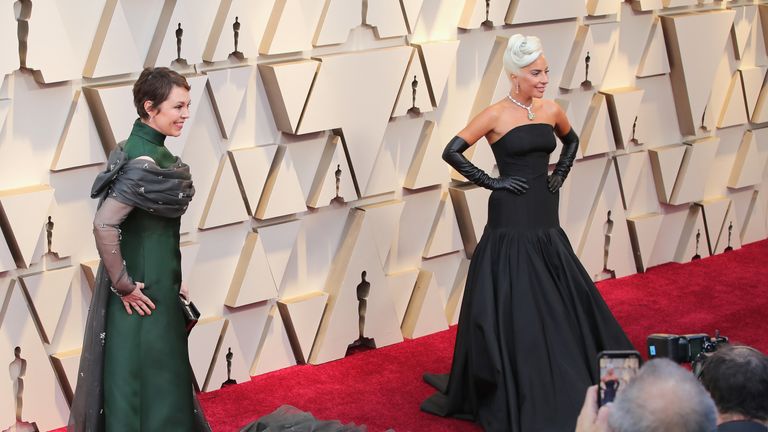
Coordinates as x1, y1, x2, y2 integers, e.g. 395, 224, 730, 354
598, 350, 641, 407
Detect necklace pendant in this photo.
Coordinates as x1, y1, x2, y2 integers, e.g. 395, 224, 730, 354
527, 111, 535, 121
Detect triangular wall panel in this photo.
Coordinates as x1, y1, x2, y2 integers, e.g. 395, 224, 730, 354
278, 291, 328, 363
698, 197, 731, 256
360, 200, 405, 268
309, 209, 403, 364
560, 23, 619, 91
670, 138, 720, 205
0, 282, 69, 431
229, 145, 277, 215
198, 153, 250, 229
259, 60, 319, 134
0, 185, 55, 268
18, 266, 77, 344
740, 67, 766, 120
205, 319, 251, 391
401, 270, 449, 339
225, 231, 278, 308
648, 145, 687, 204
637, 17, 670, 78
206, 65, 253, 139
297, 46, 412, 197
674, 205, 708, 263
313, 0, 362, 47
602, 87, 645, 150
83, 83, 135, 152
0, 226, 15, 273
459, 0, 510, 29
627, 213, 664, 272
202, 0, 275, 62
50, 348, 80, 404
404, 121, 448, 189
415, 40, 460, 107
506, 0, 586, 25
631, 0, 664, 12
577, 163, 636, 280
80, 260, 100, 292
587, 0, 621, 16
366, 0, 408, 38
713, 204, 742, 254
387, 270, 418, 325
385, 188, 442, 274
187, 316, 225, 391
251, 304, 296, 375
581, 93, 616, 157
145, 0, 221, 67
0, 99, 10, 135
84, 0, 163, 78
51, 90, 107, 171
401, 0, 424, 33
254, 145, 307, 220
258, 219, 303, 290
392, 49, 432, 117
615, 151, 659, 217
260, 0, 326, 55
307, 135, 356, 208
423, 191, 463, 259
732, 5, 758, 60
717, 72, 748, 129
729, 129, 768, 189
661, 10, 736, 136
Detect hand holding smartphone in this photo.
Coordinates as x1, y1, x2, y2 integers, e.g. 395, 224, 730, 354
597, 350, 641, 407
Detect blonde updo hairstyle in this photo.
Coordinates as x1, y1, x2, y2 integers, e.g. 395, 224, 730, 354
503, 34, 543, 76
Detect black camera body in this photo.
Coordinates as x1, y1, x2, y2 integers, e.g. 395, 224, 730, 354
647, 331, 728, 365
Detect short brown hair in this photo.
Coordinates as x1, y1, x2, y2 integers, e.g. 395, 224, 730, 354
133, 67, 190, 120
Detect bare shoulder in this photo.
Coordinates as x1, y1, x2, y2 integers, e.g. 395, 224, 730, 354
135, 155, 157, 164
538, 98, 565, 116
539, 99, 572, 135
480, 100, 506, 120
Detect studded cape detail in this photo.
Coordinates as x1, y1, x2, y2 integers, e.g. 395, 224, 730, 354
90, 143, 195, 218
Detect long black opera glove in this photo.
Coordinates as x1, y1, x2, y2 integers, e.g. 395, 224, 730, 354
548, 128, 580, 192
93, 198, 136, 297
443, 136, 528, 194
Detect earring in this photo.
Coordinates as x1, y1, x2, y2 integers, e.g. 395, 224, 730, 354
515, 81, 520, 94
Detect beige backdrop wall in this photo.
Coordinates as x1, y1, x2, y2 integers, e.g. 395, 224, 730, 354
0, 0, 767, 428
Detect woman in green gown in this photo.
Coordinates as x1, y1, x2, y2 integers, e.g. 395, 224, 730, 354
68, 67, 210, 431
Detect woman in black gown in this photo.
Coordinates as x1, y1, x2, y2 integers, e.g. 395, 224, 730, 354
421, 34, 633, 431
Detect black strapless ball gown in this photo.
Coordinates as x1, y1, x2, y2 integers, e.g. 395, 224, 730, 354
421, 123, 633, 432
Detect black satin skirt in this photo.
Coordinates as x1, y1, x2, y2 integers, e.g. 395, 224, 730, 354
421, 175, 632, 432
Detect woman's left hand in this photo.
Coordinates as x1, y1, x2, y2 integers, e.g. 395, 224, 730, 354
180, 281, 189, 300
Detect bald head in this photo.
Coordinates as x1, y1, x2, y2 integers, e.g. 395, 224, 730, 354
608, 358, 717, 432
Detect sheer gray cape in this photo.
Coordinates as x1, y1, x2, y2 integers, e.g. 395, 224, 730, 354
67, 146, 210, 431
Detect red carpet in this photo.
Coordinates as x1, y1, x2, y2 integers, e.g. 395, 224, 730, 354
52, 240, 768, 431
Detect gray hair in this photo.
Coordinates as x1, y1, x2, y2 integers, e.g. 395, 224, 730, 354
503, 34, 543, 75
608, 358, 717, 432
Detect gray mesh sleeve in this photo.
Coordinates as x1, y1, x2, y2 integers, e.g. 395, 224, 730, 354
93, 198, 135, 296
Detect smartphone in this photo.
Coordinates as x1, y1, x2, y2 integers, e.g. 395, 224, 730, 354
597, 350, 642, 407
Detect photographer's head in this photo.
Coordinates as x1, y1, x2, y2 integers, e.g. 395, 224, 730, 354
699, 345, 768, 424
608, 358, 717, 432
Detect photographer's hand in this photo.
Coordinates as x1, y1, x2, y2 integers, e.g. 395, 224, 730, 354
575, 385, 611, 432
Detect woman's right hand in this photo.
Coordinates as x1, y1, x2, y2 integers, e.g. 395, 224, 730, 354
120, 282, 156, 316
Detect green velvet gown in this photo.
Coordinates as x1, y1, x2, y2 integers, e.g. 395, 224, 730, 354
103, 120, 197, 431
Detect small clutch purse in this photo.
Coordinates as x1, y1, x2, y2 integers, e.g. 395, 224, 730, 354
179, 294, 200, 333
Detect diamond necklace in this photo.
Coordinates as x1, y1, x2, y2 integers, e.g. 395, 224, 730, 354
506, 94, 535, 120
